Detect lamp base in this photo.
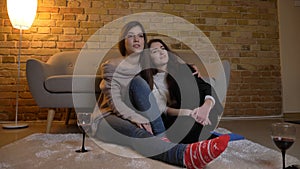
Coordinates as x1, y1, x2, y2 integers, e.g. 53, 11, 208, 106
2, 123, 29, 129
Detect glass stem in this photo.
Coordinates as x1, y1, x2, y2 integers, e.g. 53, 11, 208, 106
81, 132, 86, 151
282, 150, 286, 169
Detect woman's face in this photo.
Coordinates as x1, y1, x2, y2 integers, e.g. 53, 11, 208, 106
125, 26, 145, 55
149, 42, 169, 68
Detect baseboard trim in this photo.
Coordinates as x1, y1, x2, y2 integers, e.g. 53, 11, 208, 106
221, 112, 300, 120
283, 112, 300, 121
221, 115, 282, 120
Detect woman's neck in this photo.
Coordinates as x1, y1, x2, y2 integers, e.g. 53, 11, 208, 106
157, 64, 167, 72
125, 52, 140, 65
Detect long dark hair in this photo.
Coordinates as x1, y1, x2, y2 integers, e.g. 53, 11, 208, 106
140, 39, 181, 92
148, 39, 180, 74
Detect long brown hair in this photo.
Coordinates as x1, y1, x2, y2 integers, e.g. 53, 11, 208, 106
118, 21, 153, 86
118, 21, 148, 56
140, 39, 181, 91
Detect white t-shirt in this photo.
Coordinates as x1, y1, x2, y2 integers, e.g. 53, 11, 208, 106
152, 72, 169, 113
151, 72, 216, 114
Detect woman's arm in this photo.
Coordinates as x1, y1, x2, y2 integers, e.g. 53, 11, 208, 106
100, 59, 149, 124
165, 63, 218, 126
165, 98, 213, 126
165, 107, 192, 116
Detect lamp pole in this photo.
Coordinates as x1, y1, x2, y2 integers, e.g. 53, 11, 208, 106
2, 0, 37, 129
2, 28, 28, 129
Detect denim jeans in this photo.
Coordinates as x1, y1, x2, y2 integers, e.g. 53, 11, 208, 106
95, 114, 186, 167
129, 76, 166, 135
93, 76, 187, 167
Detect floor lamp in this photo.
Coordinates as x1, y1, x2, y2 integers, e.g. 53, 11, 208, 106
2, 0, 37, 129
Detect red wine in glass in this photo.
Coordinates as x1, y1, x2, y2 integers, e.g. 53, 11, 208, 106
272, 137, 295, 151
271, 123, 296, 169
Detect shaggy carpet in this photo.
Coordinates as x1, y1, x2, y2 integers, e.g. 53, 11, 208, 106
0, 133, 299, 169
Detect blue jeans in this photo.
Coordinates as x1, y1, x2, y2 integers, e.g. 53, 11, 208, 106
93, 76, 186, 166
95, 114, 186, 166
129, 76, 166, 135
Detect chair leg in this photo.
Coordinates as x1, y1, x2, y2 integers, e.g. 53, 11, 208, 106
46, 109, 55, 133
65, 108, 72, 125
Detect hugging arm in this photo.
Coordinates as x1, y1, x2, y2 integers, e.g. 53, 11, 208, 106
165, 64, 217, 126
100, 61, 149, 125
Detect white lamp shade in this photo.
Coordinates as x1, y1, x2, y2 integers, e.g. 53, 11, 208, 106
7, 0, 37, 30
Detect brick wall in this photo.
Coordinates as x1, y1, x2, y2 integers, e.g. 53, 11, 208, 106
0, 0, 281, 121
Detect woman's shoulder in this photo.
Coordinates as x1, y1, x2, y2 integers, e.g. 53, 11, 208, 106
176, 63, 194, 72
100, 56, 124, 74
103, 56, 124, 66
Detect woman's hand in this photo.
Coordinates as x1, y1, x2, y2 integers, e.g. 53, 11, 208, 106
190, 64, 202, 78
191, 107, 211, 126
137, 123, 153, 135
190, 101, 213, 126
177, 108, 211, 126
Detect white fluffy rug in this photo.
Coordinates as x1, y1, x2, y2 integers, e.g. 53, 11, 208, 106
0, 133, 299, 169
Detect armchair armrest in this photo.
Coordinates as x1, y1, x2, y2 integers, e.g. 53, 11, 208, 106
26, 58, 52, 107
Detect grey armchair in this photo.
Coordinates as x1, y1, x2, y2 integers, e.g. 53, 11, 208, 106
26, 51, 102, 133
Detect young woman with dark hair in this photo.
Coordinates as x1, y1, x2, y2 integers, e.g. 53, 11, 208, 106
138, 39, 223, 144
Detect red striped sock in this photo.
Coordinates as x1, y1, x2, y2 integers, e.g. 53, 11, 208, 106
184, 135, 230, 169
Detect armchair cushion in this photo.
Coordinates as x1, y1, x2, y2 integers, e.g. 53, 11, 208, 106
44, 75, 102, 93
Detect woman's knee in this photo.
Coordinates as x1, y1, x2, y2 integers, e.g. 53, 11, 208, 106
129, 76, 152, 97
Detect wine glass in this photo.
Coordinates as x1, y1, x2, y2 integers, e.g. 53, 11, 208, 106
76, 112, 92, 153
271, 122, 296, 169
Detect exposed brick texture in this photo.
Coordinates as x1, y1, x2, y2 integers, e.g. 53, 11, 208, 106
0, 0, 281, 121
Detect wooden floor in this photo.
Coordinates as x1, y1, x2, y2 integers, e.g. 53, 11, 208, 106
1, 118, 300, 160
